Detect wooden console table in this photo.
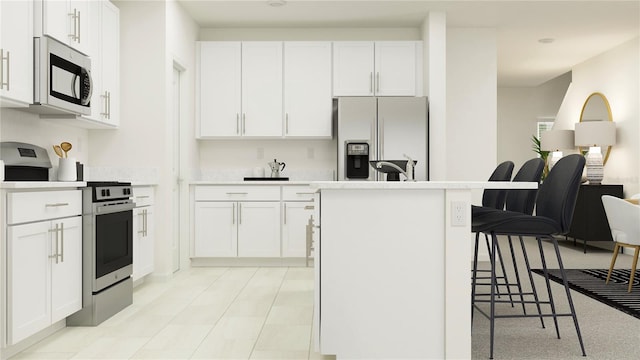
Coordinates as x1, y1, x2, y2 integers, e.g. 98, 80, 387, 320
566, 184, 623, 253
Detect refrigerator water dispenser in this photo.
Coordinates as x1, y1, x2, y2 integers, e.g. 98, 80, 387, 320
345, 142, 370, 179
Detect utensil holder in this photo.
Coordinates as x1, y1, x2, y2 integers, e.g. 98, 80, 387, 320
58, 157, 77, 181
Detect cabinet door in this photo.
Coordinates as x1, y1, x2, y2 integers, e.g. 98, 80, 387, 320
241, 42, 283, 137
85, 0, 119, 126
194, 202, 237, 257
282, 202, 314, 257
198, 42, 242, 137
7, 222, 51, 345
0, 0, 33, 107
374, 42, 417, 96
133, 207, 154, 280
99, 0, 119, 126
238, 202, 280, 257
41, 0, 70, 46
283, 42, 332, 138
51, 216, 82, 323
332, 42, 374, 96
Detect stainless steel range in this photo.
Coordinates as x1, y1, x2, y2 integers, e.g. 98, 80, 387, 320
67, 181, 135, 326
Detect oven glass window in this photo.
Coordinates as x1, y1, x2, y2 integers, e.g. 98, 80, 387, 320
95, 209, 133, 278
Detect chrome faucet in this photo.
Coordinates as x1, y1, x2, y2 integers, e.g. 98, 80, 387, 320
375, 160, 414, 181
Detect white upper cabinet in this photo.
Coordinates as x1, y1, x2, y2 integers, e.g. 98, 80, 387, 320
85, 0, 119, 127
241, 42, 283, 137
38, 0, 91, 55
332, 42, 375, 96
197, 42, 242, 137
333, 41, 421, 97
197, 41, 283, 138
283, 42, 332, 138
0, 0, 34, 107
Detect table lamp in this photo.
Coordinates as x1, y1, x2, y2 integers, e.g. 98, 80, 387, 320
574, 121, 616, 185
540, 129, 575, 170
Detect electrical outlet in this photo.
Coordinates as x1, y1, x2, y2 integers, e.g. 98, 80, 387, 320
451, 201, 467, 226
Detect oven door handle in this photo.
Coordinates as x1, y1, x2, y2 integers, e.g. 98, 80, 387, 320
95, 202, 135, 214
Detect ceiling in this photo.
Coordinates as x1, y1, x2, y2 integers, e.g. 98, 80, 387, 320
176, 0, 640, 87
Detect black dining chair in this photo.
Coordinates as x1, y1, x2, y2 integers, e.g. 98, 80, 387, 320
472, 158, 545, 323
471, 161, 515, 305
472, 154, 587, 359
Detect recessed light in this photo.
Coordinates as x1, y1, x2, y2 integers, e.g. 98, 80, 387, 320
538, 38, 555, 44
267, 0, 286, 7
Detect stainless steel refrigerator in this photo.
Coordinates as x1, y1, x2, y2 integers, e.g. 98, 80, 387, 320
336, 96, 428, 181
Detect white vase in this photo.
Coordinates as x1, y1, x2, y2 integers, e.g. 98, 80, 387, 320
58, 157, 77, 181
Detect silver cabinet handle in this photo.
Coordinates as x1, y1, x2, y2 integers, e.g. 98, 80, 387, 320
236, 113, 240, 134
283, 203, 287, 225
138, 210, 145, 234
242, 113, 246, 134
232, 203, 236, 224
304, 205, 315, 210
60, 222, 64, 263
100, 91, 109, 117
285, 113, 289, 134
136, 195, 150, 199
296, 192, 316, 195
0, 49, 9, 90
376, 72, 380, 93
106, 91, 111, 119
68, 8, 79, 42
77, 10, 81, 43
369, 72, 373, 94
46, 203, 69, 207
48, 223, 60, 263
226, 192, 248, 195
238, 203, 242, 225
143, 209, 148, 237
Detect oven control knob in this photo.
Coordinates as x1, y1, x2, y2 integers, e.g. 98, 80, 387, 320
101, 189, 107, 197
106, 189, 111, 197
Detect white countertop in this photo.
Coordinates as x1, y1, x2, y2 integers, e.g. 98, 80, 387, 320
190, 180, 314, 186
310, 181, 538, 190
0, 181, 87, 189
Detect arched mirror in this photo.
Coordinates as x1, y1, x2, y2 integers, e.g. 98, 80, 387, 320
578, 92, 614, 164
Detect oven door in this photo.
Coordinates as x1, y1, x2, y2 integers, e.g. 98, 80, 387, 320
93, 202, 133, 292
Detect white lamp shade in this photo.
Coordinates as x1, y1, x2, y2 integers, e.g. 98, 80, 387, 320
540, 130, 575, 151
574, 121, 616, 147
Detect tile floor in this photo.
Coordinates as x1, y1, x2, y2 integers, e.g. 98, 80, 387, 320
11, 237, 640, 359
12, 267, 333, 360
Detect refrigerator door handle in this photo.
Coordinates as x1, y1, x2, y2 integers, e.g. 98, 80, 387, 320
379, 116, 385, 160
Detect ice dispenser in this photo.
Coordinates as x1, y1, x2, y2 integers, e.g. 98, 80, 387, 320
345, 142, 369, 179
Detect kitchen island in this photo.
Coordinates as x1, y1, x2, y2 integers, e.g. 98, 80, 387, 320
310, 181, 537, 359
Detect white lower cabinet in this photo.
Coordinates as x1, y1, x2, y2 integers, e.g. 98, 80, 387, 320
132, 187, 155, 281
192, 185, 316, 262
7, 216, 81, 345
282, 202, 314, 257
194, 201, 280, 258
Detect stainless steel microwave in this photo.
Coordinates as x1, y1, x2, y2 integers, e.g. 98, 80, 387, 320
29, 35, 92, 116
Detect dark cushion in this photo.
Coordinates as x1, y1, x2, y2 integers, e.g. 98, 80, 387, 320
472, 210, 562, 236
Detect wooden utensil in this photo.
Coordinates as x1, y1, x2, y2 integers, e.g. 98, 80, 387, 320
53, 145, 63, 158
60, 142, 72, 158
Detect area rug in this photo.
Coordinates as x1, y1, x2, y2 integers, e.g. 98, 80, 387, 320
531, 268, 640, 320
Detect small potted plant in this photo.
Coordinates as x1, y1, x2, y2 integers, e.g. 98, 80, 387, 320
531, 135, 549, 180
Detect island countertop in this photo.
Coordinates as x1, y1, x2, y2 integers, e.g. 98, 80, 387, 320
310, 180, 538, 190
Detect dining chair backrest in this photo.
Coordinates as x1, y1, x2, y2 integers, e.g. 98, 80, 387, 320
505, 158, 545, 215
535, 154, 585, 234
602, 195, 640, 246
482, 161, 515, 209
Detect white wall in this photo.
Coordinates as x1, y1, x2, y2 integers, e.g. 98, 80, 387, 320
446, 28, 497, 181
497, 72, 571, 169
0, 109, 90, 179
552, 37, 640, 196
